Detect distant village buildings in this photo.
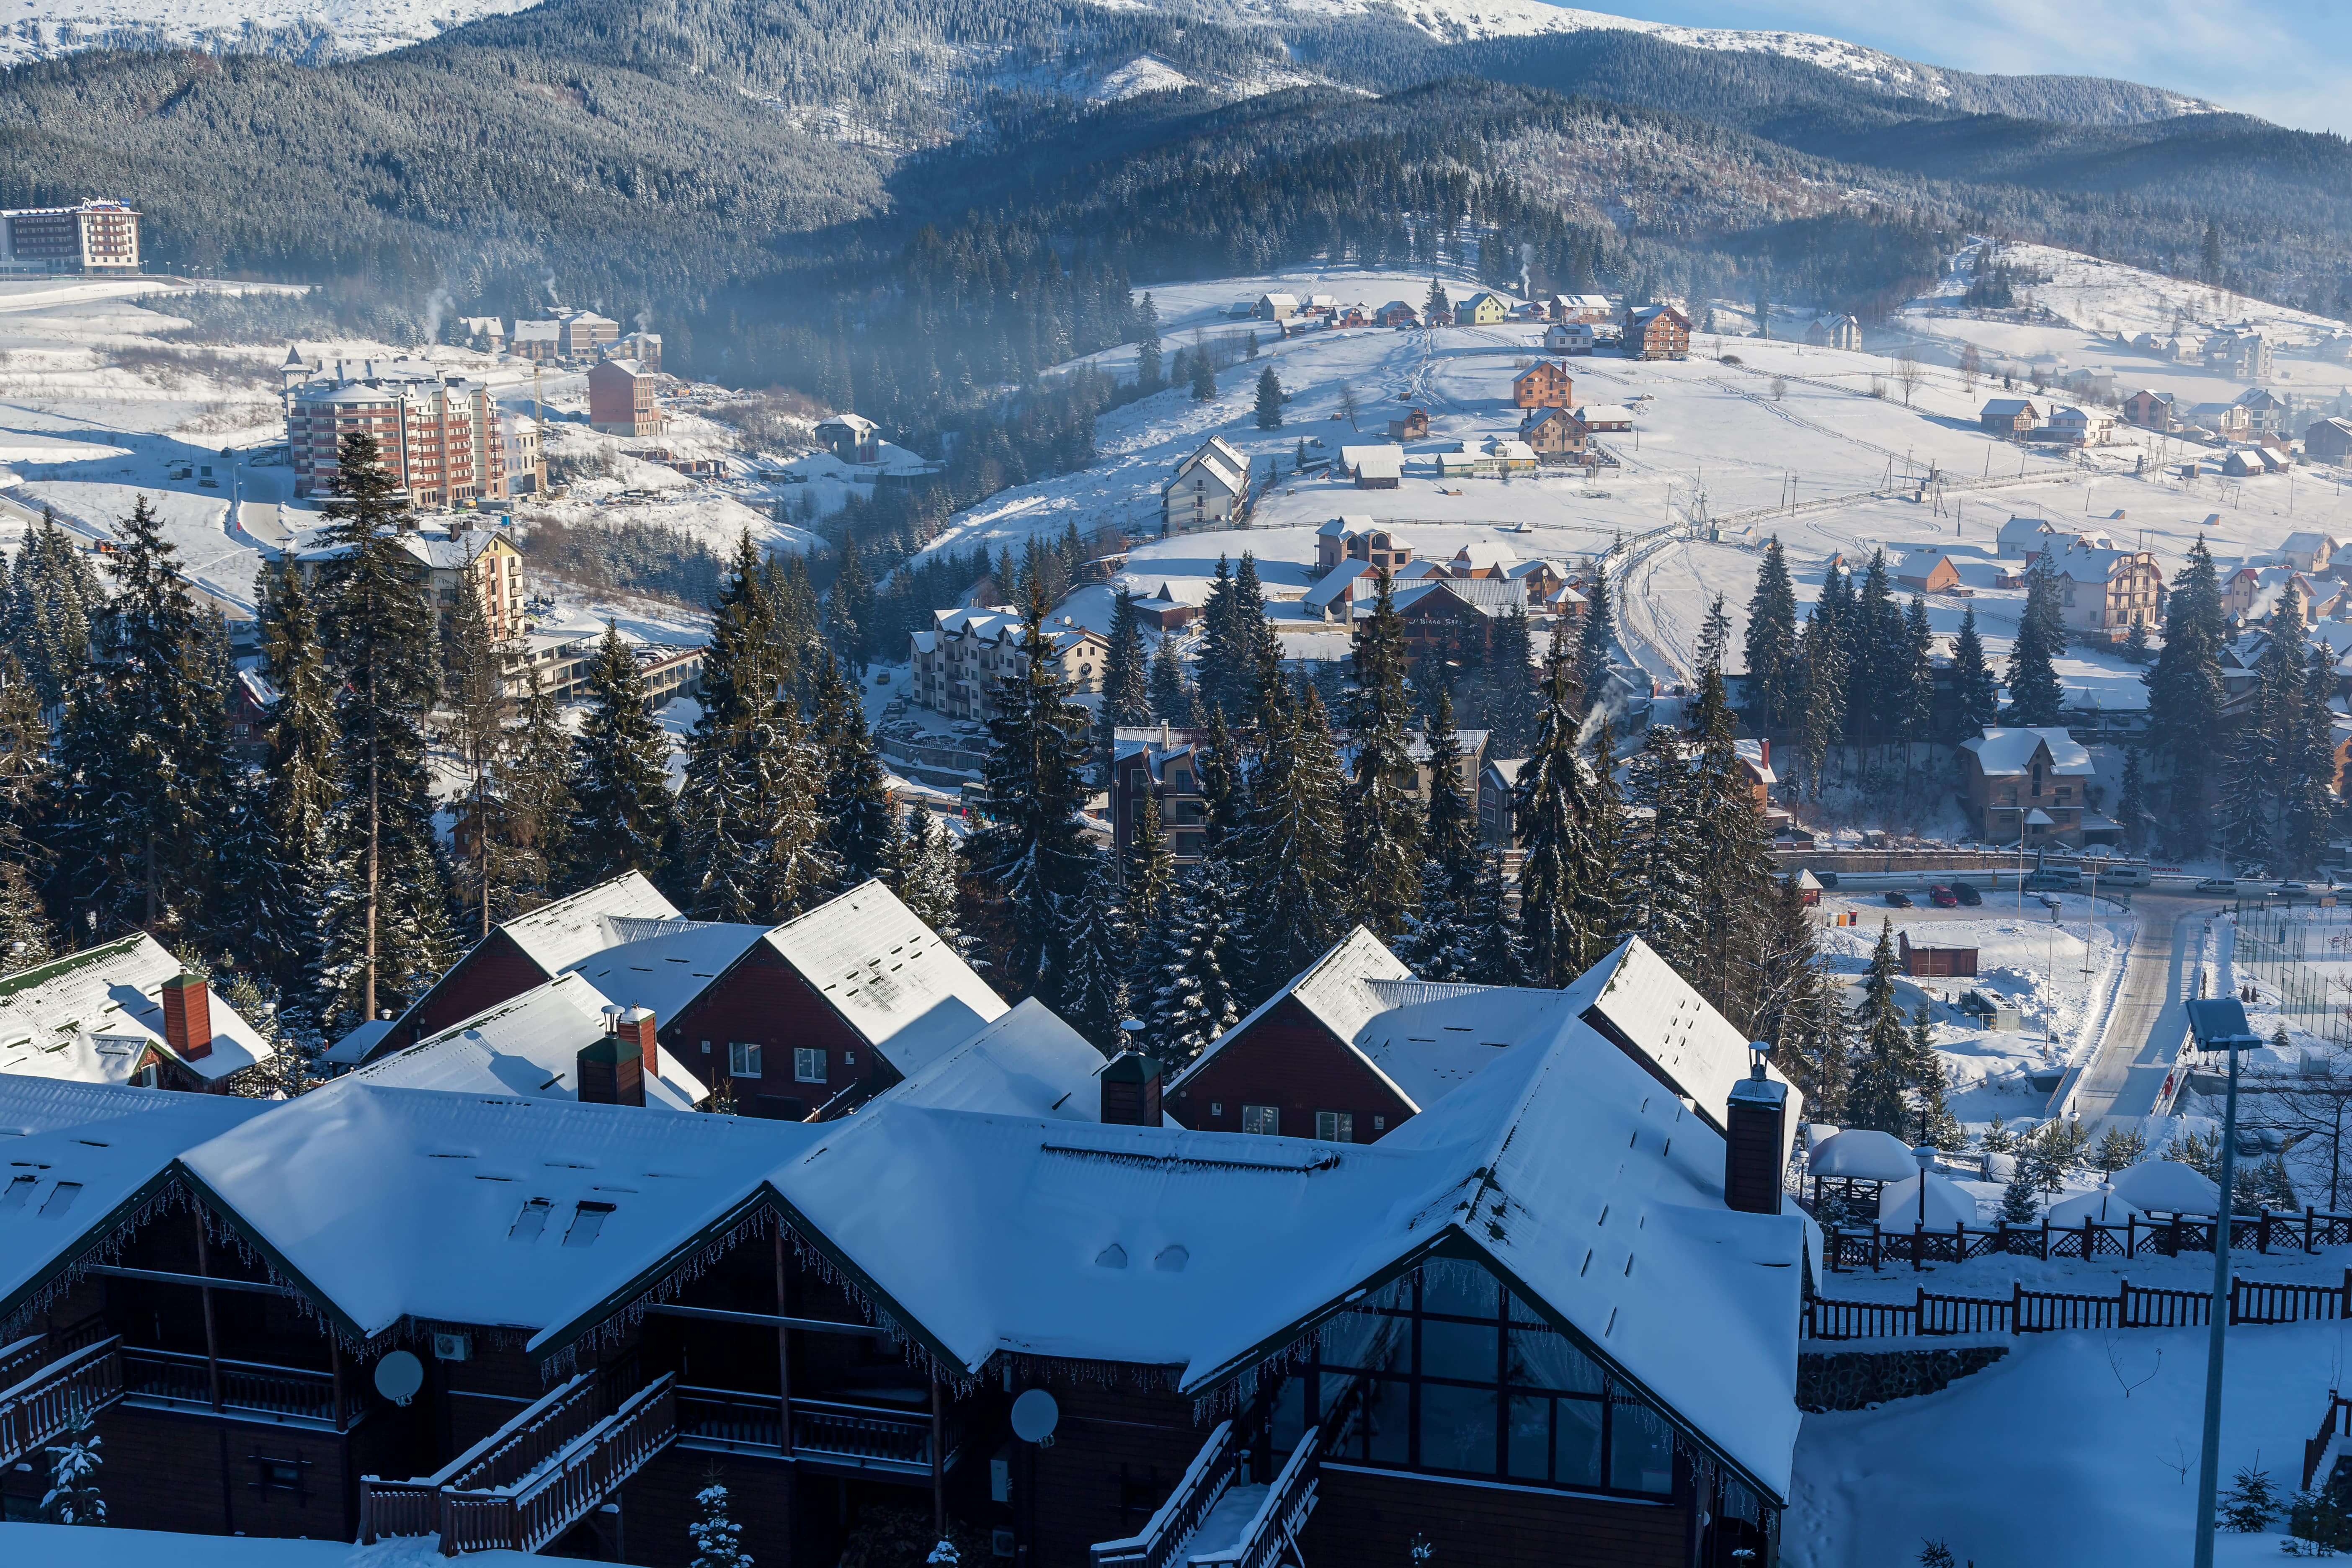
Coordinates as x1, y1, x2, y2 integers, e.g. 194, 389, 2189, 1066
587, 357, 666, 438
1163, 435, 1251, 528
1622, 302, 1692, 360
0, 199, 139, 272
910, 606, 1108, 722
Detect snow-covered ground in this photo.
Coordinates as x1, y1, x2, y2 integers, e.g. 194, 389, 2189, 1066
0, 1522, 539, 1567
1789, 1316, 2349, 1567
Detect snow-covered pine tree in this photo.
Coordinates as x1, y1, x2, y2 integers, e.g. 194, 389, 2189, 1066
1224, 554, 1279, 730
1845, 920, 1915, 1135
313, 433, 453, 1026
1752, 877, 1845, 1117
0, 653, 55, 965
747, 704, 833, 924
2285, 644, 2338, 875
1189, 351, 1216, 402
1196, 556, 1237, 718
688, 1480, 752, 1568
1123, 791, 1174, 933
1341, 571, 1423, 938
2220, 716, 2272, 875
1057, 854, 1128, 1051
813, 656, 900, 892
1946, 605, 2000, 743
2115, 744, 2153, 855
1743, 538, 1799, 732
1395, 855, 1471, 981
1093, 588, 1150, 777
969, 588, 1093, 1003
499, 659, 577, 906
7, 507, 100, 705
1237, 682, 1348, 999
1463, 851, 1527, 986
678, 534, 776, 921
1197, 711, 1249, 851
1515, 627, 1609, 985
892, 800, 959, 929
570, 621, 681, 888
1424, 278, 1451, 321
2003, 557, 2065, 725
1143, 860, 1246, 1065
828, 536, 874, 673
1998, 1166, 2039, 1224
1622, 722, 1703, 970
1901, 595, 1935, 747
1574, 571, 1615, 715
441, 542, 514, 939
1791, 606, 1846, 800
1254, 366, 1283, 429
1420, 694, 1480, 898
1908, 1003, 1962, 1149
1685, 665, 1772, 1028
1135, 293, 1163, 390
1147, 635, 1194, 726
238, 561, 339, 1031
1694, 592, 1732, 678
40, 1408, 103, 1525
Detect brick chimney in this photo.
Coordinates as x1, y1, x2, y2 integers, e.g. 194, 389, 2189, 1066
577, 1029, 645, 1108
1099, 1051, 1162, 1127
618, 1008, 659, 1084
160, 973, 212, 1062
1723, 1048, 1787, 1216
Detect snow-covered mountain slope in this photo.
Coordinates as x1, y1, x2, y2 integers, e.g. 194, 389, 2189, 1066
0, 0, 537, 66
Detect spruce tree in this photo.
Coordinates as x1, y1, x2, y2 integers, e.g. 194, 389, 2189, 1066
1910, 1003, 1962, 1148
248, 561, 340, 1022
569, 622, 679, 887
1901, 595, 1936, 748
1622, 723, 1703, 967
1424, 278, 1451, 321
1575, 572, 1616, 714
1516, 627, 1609, 985
1686, 665, 1772, 1028
2144, 536, 2227, 857
1148, 635, 1194, 725
1420, 694, 1480, 895
893, 800, 959, 930
1144, 860, 1246, 1065
747, 703, 831, 923
2004, 557, 2066, 725
678, 535, 778, 920
1694, 592, 1733, 677
8, 508, 99, 704
1463, 851, 1527, 986
829, 536, 874, 671
1135, 293, 1163, 389
1947, 605, 1999, 741
969, 587, 1093, 1003
441, 549, 513, 939
0, 654, 56, 966
1093, 588, 1150, 776
1792, 606, 1846, 800
1254, 366, 1284, 430
1341, 571, 1423, 938
2116, 744, 2153, 854
1484, 603, 1541, 756
1237, 681, 1347, 997
1189, 352, 1216, 402
1197, 710, 1248, 849
813, 655, 899, 891
2284, 644, 2339, 874
1743, 539, 1800, 732
1754, 876, 1844, 1118
500, 661, 577, 907
1058, 854, 1128, 1052
1846, 921, 1915, 1135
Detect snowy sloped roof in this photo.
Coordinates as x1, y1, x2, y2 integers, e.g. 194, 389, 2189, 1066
1193, 927, 1410, 1078
1735, 738, 1776, 785
1578, 937, 1803, 1156
348, 974, 709, 1112
1876, 1171, 1974, 1231
0, 1075, 271, 1323
765, 881, 1008, 1075
1960, 727, 2093, 777
2046, 1185, 2139, 1226
322, 1017, 396, 1068
1805, 1128, 1916, 1181
1302, 560, 1372, 611
558, 920, 772, 1026
2108, 1158, 2220, 1215
1340, 444, 1403, 480
878, 998, 1125, 1122
0, 936, 270, 1087
1174, 436, 1249, 493
1347, 985, 1572, 1108
756, 1002, 1805, 1499
500, 872, 684, 975
179, 1084, 818, 1343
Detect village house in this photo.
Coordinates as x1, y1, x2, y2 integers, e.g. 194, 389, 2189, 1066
2042, 405, 2114, 446
1129, 579, 1205, 630
910, 605, 1108, 722
2207, 328, 2273, 382
2236, 387, 2288, 436
1958, 726, 2112, 846
1386, 407, 1431, 441
1109, 725, 1210, 864
2046, 537, 2164, 639
1374, 300, 1421, 328
1390, 575, 1520, 655
2189, 401, 2252, 440
1254, 291, 1300, 321
1512, 360, 1574, 409
1978, 397, 2042, 436
1163, 435, 1251, 530
1805, 314, 1862, 351
1551, 293, 1614, 322
2306, 418, 2352, 466
1621, 303, 1692, 360
1519, 405, 1591, 464
1479, 757, 1522, 845
348, 974, 711, 1112
1893, 551, 1963, 594
1996, 515, 2062, 560
557, 308, 619, 360
2223, 564, 2326, 626
508, 318, 562, 362
1316, 516, 1413, 574
0, 935, 276, 1091
815, 412, 880, 463
1454, 291, 1512, 326
1543, 321, 1596, 355
587, 357, 665, 438
2223, 446, 2284, 478
457, 316, 503, 351
1339, 443, 1404, 489
1574, 402, 1635, 433
607, 329, 662, 371
2281, 532, 2342, 574
2122, 389, 2178, 431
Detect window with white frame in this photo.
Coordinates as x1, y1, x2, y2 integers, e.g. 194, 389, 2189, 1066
795, 1047, 828, 1084
728, 1042, 762, 1078
1241, 1104, 1279, 1137
1316, 1111, 1354, 1143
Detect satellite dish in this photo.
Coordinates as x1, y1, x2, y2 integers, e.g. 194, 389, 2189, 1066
1010, 1388, 1059, 1445
374, 1350, 424, 1407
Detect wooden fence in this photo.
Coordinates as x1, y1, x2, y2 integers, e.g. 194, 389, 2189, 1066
1804, 1270, 2352, 1341
1825, 1209, 2352, 1273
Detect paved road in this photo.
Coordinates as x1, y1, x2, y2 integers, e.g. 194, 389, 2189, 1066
2063, 894, 2207, 1129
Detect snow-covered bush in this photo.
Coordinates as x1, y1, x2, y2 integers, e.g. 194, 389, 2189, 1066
41, 1410, 104, 1526
689, 1480, 751, 1568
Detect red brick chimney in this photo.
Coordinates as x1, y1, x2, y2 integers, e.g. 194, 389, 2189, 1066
160, 973, 212, 1061
619, 1008, 659, 1083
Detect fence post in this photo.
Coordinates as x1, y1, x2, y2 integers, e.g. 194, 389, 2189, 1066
1916, 1285, 1926, 1336
2259, 1212, 2271, 1255
2230, 1276, 2242, 1327
2308, 1208, 2318, 1256
2012, 1279, 2022, 1336
2120, 1279, 2132, 1328
2040, 1217, 2050, 1261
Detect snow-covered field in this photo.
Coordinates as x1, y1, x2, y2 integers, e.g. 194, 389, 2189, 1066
1790, 1316, 2349, 1567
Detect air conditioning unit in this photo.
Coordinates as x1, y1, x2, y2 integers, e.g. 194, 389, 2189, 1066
433, 1331, 471, 1362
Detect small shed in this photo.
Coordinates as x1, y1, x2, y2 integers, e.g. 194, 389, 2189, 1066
1341, 445, 1403, 489
1789, 868, 1822, 906
1898, 930, 1978, 978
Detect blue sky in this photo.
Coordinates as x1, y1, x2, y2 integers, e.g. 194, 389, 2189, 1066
1583, 2, 2349, 134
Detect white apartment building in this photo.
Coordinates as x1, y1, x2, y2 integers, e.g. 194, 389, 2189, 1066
910, 606, 1108, 722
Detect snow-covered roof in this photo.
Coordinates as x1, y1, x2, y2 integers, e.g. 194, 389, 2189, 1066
0, 936, 271, 1087
1574, 404, 1635, 424
2108, 1158, 2220, 1215
348, 974, 709, 1112
1806, 1128, 1917, 1181
1452, 542, 1519, 570
2046, 1185, 2139, 1226
322, 1018, 397, 1068
1980, 398, 2038, 419
878, 998, 1129, 1123
1302, 560, 1373, 611
500, 872, 684, 976
234, 668, 281, 710
1735, 738, 1776, 785
0, 1075, 271, 1321
558, 919, 772, 1026
2049, 539, 2148, 586
1960, 727, 2094, 777
1173, 436, 1249, 495
1875, 1171, 1973, 1231
1340, 444, 1403, 480
1578, 937, 1803, 1159
763, 881, 1007, 1076
1893, 550, 1956, 580
816, 413, 877, 437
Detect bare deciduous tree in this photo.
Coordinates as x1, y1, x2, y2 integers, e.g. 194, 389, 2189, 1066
1895, 346, 1924, 407
1959, 343, 1981, 395
2246, 1042, 2352, 1210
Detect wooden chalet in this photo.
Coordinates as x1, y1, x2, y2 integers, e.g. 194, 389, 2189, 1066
1512, 361, 1573, 410
0, 946, 1807, 1567
1521, 406, 1591, 463
0, 936, 276, 1093
1621, 304, 1691, 361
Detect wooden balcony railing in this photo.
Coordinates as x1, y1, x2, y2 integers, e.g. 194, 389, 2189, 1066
2307, 1391, 2352, 1491
0, 1338, 123, 1470
674, 1386, 959, 1477
359, 1372, 598, 1544
437, 1375, 677, 1555
1091, 1421, 1238, 1568
1191, 1428, 1321, 1568
119, 1346, 345, 1429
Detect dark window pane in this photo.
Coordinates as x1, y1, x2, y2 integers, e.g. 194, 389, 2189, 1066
1509, 1289, 1548, 1325
1422, 1266, 1499, 1318
1270, 1375, 1305, 1455
1418, 1382, 1498, 1475
1366, 1377, 1410, 1464
1506, 1327, 1603, 1393
1320, 1309, 1403, 1372
1558, 1398, 1604, 1487
1506, 1394, 1550, 1481
1421, 1319, 1498, 1382
1610, 1399, 1675, 1495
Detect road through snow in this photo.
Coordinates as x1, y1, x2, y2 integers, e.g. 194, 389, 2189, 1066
2064, 895, 2207, 1131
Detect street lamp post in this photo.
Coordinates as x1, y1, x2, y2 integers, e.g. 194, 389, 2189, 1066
1911, 1119, 1937, 1274
2187, 998, 2261, 1568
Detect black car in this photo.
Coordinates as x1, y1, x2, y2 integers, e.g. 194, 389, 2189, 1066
1952, 882, 1983, 907
1884, 890, 1913, 908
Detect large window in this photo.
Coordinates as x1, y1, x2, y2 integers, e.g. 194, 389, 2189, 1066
1280, 1265, 1678, 1499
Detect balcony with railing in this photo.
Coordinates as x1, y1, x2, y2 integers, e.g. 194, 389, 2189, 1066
0, 1337, 124, 1470
118, 1346, 348, 1430
675, 1386, 959, 1478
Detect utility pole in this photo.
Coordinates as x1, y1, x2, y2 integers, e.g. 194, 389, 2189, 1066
2191, 1003, 2258, 1568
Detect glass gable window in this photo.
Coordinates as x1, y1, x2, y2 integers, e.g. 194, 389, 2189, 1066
1300, 1264, 1679, 1498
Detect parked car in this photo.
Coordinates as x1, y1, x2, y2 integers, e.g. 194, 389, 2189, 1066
1952, 882, 1983, 907
2022, 870, 2073, 892
2277, 881, 2311, 898
2195, 877, 2237, 894
2037, 892, 2063, 911
1884, 890, 1914, 908
1929, 885, 1959, 908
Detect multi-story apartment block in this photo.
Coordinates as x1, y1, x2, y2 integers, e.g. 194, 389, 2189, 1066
909, 606, 1107, 722
284, 361, 509, 506
298, 526, 528, 644
502, 413, 544, 495
588, 357, 665, 436
0, 199, 139, 272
